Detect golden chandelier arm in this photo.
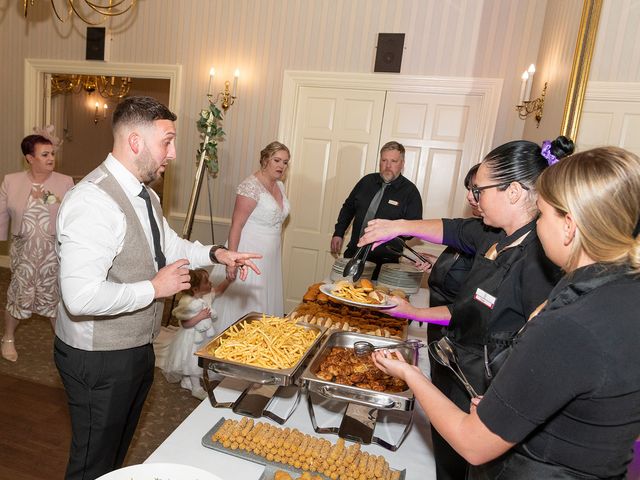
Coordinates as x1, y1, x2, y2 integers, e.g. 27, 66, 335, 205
24, 0, 137, 25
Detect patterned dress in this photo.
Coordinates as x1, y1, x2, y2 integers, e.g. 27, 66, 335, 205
6, 184, 60, 319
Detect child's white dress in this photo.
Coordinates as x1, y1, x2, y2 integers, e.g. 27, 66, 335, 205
162, 292, 217, 383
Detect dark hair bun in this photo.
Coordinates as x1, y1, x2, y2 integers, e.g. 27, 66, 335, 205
550, 136, 575, 160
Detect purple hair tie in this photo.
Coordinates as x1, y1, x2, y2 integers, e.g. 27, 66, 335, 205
541, 140, 558, 165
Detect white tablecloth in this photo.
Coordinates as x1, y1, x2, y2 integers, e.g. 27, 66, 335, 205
146, 289, 436, 479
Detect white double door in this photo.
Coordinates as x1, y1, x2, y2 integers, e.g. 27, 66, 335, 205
282, 85, 486, 312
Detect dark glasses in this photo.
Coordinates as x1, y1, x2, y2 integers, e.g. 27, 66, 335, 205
470, 182, 509, 203
471, 181, 530, 203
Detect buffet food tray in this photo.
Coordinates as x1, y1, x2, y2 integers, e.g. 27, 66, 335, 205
301, 331, 415, 412
202, 418, 406, 480
290, 302, 408, 340
196, 312, 325, 387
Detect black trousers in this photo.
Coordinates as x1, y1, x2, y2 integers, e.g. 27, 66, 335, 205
54, 337, 155, 480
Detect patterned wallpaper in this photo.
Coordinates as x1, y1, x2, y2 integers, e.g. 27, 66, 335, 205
1, 0, 627, 247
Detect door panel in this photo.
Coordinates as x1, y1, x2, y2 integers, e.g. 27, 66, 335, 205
577, 85, 640, 157
380, 92, 482, 225
282, 87, 386, 312
283, 87, 488, 311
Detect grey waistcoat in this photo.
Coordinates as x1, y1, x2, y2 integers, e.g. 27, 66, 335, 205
88, 166, 164, 350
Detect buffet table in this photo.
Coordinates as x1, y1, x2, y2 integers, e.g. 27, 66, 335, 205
147, 301, 435, 480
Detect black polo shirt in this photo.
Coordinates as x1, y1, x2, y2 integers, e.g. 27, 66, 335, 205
477, 264, 640, 477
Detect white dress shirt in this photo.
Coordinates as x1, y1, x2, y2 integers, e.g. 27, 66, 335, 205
56, 154, 212, 321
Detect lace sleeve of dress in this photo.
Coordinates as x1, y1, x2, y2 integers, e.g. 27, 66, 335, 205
236, 176, 261, 202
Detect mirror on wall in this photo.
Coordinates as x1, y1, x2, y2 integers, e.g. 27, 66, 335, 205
569, 0, 640, 156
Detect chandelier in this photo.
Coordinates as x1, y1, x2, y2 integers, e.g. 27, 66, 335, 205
51, 74, 132, 99
23, 0, 136, 25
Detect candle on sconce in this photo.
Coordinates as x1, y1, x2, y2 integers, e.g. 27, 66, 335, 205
103, 103, 108, 119
232, 69, 239, 97
524, 64, 535, 101
519, 71, 528, 105
208, 67, 215, 96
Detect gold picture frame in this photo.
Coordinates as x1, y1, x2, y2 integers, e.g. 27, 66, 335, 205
560, 0, 603, 140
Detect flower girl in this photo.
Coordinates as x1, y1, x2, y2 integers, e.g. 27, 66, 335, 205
163, 269, 227, 400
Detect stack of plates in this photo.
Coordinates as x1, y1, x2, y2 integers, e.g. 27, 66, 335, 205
329, 257, 376, 282
377, 263, 424, 294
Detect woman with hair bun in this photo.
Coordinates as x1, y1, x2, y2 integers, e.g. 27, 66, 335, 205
372, 146, 640, 479
359, 136, 574, 479
215, 141, 291, 332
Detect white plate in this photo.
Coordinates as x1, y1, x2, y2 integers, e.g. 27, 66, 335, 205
96, 462, 223, 480
319, 283, 397, 309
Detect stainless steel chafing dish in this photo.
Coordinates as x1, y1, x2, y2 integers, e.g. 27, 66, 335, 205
195, 312, 326, 424
300, 330, 416, 450
301, 330, 415, 411
196, 312, 325, 386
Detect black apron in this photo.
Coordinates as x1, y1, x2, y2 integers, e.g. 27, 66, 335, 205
428, 232, 534, 480
436, 231, 533, 404
466, 265, 633, 480
468, 447, 623, 480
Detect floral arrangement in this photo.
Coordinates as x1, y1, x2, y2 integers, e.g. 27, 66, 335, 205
42, 190, 59, 205
196, 101, 225, 177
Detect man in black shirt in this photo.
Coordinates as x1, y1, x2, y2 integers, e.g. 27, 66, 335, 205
330, 141, 422, 278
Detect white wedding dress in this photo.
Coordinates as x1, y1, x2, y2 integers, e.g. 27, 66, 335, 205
214, 175, 290, 332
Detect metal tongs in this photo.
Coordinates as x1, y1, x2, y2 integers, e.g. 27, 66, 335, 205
384, 238, 432, 268
428, 337, 479, 398
342, 243, 373, 281
353, 339, 426, 357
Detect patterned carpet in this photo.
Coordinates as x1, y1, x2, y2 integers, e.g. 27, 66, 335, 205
0, 267, 201, 466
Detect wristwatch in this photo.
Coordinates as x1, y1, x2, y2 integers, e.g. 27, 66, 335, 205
209, 244, 228, 264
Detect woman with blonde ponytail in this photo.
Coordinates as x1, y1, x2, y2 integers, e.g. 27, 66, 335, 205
372, 146, 640, 479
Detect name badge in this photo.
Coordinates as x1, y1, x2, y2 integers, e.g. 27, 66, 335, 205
388, 199, 399, 206
474, 288, 496, 309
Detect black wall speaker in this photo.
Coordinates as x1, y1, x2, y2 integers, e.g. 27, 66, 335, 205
374, 33, 405, 73
86, 27, 106, 61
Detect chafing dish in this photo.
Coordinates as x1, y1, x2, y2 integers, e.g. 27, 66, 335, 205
300, 331, 416, 450
301, 330, 415, 411
196, 312, 325, 386
196, 312, 325, 424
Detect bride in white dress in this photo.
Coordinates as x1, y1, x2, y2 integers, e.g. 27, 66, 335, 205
214, 142, 291, 331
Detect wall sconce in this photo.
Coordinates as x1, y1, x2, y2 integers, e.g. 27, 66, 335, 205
207, 67, 239, 111
94, 101, 108, 124
515, 64, 547, 127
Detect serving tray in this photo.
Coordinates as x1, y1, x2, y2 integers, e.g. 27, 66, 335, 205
202, 418, 406, 480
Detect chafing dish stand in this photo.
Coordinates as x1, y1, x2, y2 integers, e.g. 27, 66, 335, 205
202, 370, 301, 425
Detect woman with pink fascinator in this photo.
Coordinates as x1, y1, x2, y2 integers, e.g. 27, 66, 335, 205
0, 127, 74, 362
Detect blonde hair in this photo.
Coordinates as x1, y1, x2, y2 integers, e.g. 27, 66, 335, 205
537, 147, 640, 272
259, 141, 290, 168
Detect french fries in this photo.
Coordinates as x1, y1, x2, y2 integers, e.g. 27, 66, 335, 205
330, 281, 385, 305
209, 315, 318, 370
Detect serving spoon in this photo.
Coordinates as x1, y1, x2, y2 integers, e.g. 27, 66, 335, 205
428, 337, 479, 398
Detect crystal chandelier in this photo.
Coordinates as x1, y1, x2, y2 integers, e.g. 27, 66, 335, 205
23, 0, 136, 25
51, 74, 132, 100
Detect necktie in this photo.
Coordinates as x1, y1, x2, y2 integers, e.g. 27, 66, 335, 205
138, 186, 166, 269
359, 182, 388, 236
